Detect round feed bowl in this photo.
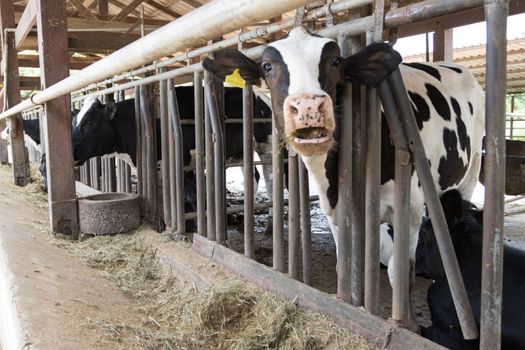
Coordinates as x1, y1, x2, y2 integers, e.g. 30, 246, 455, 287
78, 193, 140, 235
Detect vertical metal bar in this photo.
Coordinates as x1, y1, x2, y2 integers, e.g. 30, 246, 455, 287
141, 85, 157, 223
125, 164, 131, 193
272, 120, 285, 272
481, 1, 508, 349
160, 77, 171, 229
337, 32, 353, 303
168, 87, 177, 230
134, 86, 143, 199
288, 153, 300, 279
243, 83, 255, 258
299, 158, 312, 285
389, 69, 478, 340
109, 156, 116, 192
168, 81, 186, 234
364, 85, 381, 315
194, 72, 206, 235
205, 79, 216, 241
205, 73, 226, 243
509, 95, 515, 139
351, 60, 367, 306
377, 81, 411, 325
364, 0, 384, 313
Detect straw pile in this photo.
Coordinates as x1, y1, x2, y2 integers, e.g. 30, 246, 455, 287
56, 232, 376, 350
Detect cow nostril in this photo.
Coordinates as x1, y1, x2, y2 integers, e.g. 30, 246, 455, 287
290, 106, 298, 115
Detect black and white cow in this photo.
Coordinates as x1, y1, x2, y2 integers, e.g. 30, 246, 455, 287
418, 189, 525, 349
203, 26, 485, 323
72, 86, 276, 223
0, 118, 41, 145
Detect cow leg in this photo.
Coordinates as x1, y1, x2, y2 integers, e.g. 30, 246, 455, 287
258, 153, 274, 235
386, 204, 423, 333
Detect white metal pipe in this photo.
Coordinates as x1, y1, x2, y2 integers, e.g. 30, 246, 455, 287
0, 0, 316, 121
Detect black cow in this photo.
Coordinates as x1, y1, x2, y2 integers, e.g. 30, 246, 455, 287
0, 118, 41, 145
418, 189, 525, 349
72, 86, 275, 228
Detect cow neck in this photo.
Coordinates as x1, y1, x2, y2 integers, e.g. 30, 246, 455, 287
112, 102, 137, 165
301, 147, 339, 212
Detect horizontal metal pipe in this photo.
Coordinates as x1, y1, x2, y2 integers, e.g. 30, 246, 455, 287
384, 0, 483, 28
0, 0, 316, 120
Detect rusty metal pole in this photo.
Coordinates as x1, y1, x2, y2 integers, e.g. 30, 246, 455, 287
377, 81, 411, 325
194, 72, 206, 235
168, 82, 186, 234
480, 1, 508, 349
272, 120, 285, 273
299, 158, 312, 285
337, 32, 353, 303
134, 87, 143, 199
204, 75, 216, 241
288, 152, 300, 279
243, 83, 255, 258
168, 90, 177, 230
159, 76, 171, 229
205, 73, 226, 243
364, 0, 384, 315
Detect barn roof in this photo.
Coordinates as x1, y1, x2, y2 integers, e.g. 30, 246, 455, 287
9, 0, 525, 95
404, 37, 525, 95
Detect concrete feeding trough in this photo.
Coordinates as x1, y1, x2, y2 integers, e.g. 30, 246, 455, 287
78, 193, 140, 235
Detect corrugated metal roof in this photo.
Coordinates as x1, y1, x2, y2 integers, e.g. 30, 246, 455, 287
404, 38, 525, 94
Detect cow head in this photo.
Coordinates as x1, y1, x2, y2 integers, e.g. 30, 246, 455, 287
72, 96, 117, 165
416, 189, 483, 280
203, 27, 401, 156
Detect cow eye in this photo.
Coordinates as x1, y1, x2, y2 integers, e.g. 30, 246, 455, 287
83, 120, 95, 130
262, 63, 273, 73
332, 57, 342, 66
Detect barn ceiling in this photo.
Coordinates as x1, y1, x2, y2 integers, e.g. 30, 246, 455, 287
404, 38, 525, 95
10, 0, 525, 95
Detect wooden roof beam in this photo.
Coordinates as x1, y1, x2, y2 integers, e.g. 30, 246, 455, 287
98, 0, 108, 19
69, 0, 97, 19
145, 0, 181, 18
14, 0, 36, 49
112, 0, 146, 21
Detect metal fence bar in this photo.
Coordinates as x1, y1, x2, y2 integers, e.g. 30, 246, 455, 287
377, 81, 411, 326
168, 81, 186, 235
168, 89, 177, 230
134, 87, 143, 199
480, 1, 508, 348
272, 121, 285, 273
205, 76, 216, 241
337, 32, 353, 303
205, 73, 226, 243
109, 157, 116, 192
389, 68, 478, 340
160, 76, 171, 229
243, 83, 255, 258
194, 72, 206, 235
299, 158, 312, 286
288, 153, 301, 279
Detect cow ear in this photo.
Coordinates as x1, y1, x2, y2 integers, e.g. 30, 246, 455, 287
340, 43, 402, 86
203, 49, 261, 85
105, 100, 116, 120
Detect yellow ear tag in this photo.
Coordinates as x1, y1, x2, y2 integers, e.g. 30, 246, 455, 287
225, 68, 246, 88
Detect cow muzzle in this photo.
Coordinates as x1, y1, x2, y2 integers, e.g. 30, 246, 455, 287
283, 93, 335, 156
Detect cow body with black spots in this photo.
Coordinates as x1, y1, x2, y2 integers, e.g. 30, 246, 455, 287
203, 27, 485, 327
